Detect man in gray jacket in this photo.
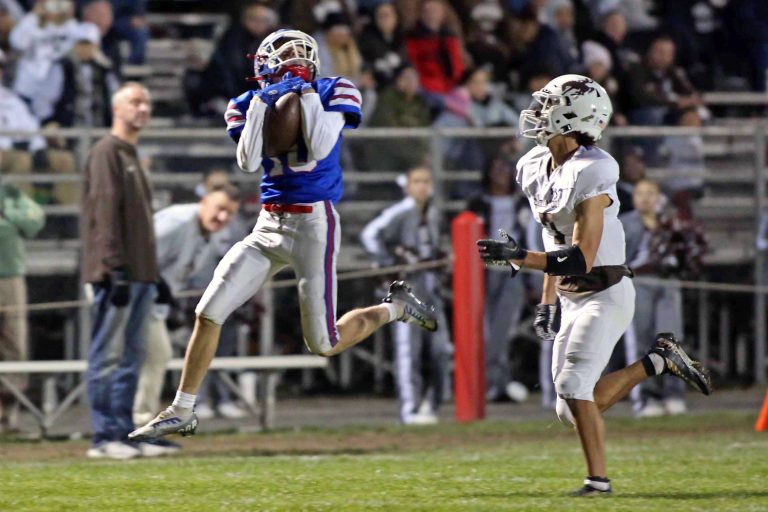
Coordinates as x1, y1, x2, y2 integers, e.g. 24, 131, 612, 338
361, 167, 451, 424
133, 184, 241, 432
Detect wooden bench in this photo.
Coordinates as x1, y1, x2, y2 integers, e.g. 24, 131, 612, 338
0, 356, 328, 437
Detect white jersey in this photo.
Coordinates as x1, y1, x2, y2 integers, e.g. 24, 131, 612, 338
516, 144, 625, 267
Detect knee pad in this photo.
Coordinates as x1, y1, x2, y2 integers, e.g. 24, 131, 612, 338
554, 369, 594, 401
555, 397, 575, 427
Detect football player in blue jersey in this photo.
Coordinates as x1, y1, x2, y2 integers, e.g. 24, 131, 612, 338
130, 29, 438, 440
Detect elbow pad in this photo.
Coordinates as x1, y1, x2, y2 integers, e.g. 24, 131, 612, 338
545, 245, 588, 276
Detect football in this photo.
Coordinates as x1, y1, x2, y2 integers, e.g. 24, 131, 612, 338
263, 92, 302, 158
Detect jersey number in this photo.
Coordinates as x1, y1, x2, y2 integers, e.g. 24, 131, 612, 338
539, 213, 567, 245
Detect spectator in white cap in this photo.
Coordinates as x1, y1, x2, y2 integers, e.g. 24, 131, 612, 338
58, 21, 119, 127
582, 39, 627, 126
9, 0, 81, 123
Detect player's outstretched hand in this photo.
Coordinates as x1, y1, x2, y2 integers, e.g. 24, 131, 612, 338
477, 229, 526, 267
534, 303, 560, 342
258, 77, 305, 107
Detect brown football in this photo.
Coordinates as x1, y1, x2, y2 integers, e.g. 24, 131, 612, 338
263, 92, 302, 158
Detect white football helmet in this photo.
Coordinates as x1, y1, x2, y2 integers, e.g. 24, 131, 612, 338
519, 74, 612, 146
250, 29, 320, 87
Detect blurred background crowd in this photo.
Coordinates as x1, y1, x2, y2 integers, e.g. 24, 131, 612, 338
0, 0, 766, 436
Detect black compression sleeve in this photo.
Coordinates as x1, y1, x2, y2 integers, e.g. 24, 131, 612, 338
545, 246, 588, 275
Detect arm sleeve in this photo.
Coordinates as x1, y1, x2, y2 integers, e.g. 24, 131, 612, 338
323, 78, 363, 128
236, 95, 268, 173
153, 209, 184, 274
1, 187, 45, 238
9, 13, 42, 52
300, 92, 346, 162
11, 97, 46, 152
224, 91, 256, 143
87, 149, 126, 269
360, 203, 407, 267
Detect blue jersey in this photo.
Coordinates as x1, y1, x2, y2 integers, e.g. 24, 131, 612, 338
225, 77, 362, 204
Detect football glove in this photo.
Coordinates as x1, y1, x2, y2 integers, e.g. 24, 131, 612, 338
155, 277, 174, 306
258, 76, 305, 108
109, 269, 131, 308
477, 229, 526, 276
534, 303, 560, 342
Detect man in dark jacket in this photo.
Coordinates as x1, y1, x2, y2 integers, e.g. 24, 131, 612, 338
186, 2, 278, 116
81, 82, 162, 459
625, 34, 703, 126
358, 2, 406, 90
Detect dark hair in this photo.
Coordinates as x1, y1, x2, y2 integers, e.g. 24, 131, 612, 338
208, 183, 241, 202
459, 65, 489, 86
572, 131, 596, 147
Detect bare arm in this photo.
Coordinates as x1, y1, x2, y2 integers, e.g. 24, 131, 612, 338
571, 194, 610, 272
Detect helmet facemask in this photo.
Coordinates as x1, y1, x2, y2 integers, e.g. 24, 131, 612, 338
519, 92, 565, 146
250, 31, 320, 88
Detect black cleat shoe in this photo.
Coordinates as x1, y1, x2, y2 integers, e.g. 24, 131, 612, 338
571, 484, 613, 497
649, 333, 712, 396
383, 280, 438, 332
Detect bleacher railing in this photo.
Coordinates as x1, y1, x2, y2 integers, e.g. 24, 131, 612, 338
0, 123, 766, 385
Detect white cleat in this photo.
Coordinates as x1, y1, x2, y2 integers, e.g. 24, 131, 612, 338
86, 441, 141, 460
128, 406, 198, 441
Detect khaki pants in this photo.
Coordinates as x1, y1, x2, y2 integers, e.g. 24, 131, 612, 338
0, 276, 27, 425
133, 316, 172, 425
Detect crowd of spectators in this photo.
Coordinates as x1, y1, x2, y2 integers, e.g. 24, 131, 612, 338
184, 0, 766, 135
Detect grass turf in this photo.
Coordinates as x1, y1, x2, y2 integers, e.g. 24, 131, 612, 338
1, 411, 766, 511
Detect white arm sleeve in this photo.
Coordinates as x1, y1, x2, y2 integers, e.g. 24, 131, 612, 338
10, 96, 45, 152
299, 92, 345, 162
9, 13, 42, 51
236, 96, 267, 174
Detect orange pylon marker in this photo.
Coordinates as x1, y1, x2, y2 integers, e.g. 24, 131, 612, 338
756, 391, 768, 432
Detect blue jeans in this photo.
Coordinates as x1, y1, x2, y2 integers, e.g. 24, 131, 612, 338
87, 282, 155, 445
112, 17, 149, 65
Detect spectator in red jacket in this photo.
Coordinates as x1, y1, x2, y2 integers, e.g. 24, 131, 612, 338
405, 0, 465, 97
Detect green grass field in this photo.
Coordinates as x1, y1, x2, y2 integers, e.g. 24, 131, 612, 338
1, 411, 766, 511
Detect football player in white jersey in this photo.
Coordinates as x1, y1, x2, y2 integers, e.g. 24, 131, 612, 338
477, 74, 711, 496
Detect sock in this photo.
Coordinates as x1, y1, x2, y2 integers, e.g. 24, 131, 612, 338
382, 302, 403, 322
641, 353, 666, 376
172, 391, 196, 409
585, 476, 611, 491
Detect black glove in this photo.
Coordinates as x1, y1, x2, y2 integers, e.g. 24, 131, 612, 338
109, 270, 131, 308
477, 229, 526, 276
155, 277, 174, 305
534, 303, 560, 342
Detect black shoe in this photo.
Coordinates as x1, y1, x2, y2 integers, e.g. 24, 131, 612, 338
383, 281, 438, 332
571, 484, 613, 497
649, 333, 712, 396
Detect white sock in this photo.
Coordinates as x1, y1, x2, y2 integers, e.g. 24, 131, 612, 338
172, 391, 196, 409
382, 302, 403, 322
649, 353, 665, 375
585, 477, 611, 491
